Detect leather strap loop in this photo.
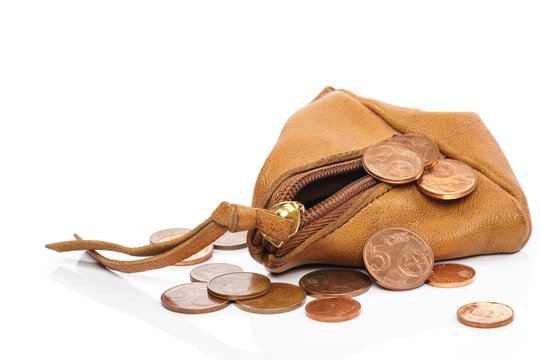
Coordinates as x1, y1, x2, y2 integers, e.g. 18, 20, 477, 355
45, 202, 294, 273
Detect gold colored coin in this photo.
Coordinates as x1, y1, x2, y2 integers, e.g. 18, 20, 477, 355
161, 282, 230, 314
207, 272, 271, 300
457, 302, 514, 328
299, 269, 371, 298
389, 134, 440, 169
425, 263, 476, 288
235, 283, 306, 314
213, 231, 248, 250
190, 263, 243, 283
363, 142, 424, 184
417, 159, 477, 200
149, 228, 213, 266
363, 227, 434, 290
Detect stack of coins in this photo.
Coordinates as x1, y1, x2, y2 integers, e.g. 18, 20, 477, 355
363, 134, 478, 200
162, 266, 307, 315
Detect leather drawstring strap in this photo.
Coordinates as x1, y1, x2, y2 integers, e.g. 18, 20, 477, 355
45, 201, 294, 273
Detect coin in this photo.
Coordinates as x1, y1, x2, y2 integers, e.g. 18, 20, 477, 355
426, 263, 476, 288
149, 227, 213, 266
363, 142, 424, 184
457, 302, 514, 328
190, 263, 243, 283
363, 227, 434, 290
299, 269, 371, 298
213, 231, 248, 250
207, 272, 271, 300
149, 228, 191, 244
305, 297, 361, 322
161, 282, 230, 314
417, 159, 477, 200
389, 134, 440, 169
235, 283, 306, 314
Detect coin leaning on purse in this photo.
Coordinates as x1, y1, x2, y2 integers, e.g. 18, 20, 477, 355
363, 134, 478, 200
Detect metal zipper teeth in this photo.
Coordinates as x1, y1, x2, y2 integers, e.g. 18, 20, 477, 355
298, 175, 377, 227
281, 158, 365, 201
278, 157, 378, 229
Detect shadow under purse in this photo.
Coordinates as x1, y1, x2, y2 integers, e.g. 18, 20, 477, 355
46, 87, 532, 273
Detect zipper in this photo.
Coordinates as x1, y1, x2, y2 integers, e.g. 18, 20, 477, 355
260, 156, 379, 255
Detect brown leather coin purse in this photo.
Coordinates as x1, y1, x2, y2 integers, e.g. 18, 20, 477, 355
46, 87, 531, 274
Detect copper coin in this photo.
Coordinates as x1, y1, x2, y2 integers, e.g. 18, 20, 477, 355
149, 228, 191, 244
207, 272, 271, 300
213, 231, 248, 250
457, 302, 514, 328
190, 263, 243, 283
305, 297, 361, 322
161, 282, 230, 314
235, 283, 306, 314
417, 159, 477, 200
149, 228, 213, 266
389, 134, 440, 169
363, 227, 434, 290
426, 263, 476, 288
363, 142, 424, 184
299, 269, 371, 298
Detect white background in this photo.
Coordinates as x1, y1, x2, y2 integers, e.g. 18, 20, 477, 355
1, 1, 538, 359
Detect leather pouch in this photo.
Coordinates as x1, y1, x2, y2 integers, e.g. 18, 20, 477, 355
46, 87, 531, 274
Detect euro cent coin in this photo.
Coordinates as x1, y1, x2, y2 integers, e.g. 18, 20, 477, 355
190, 263, 243, 283
161, 282, 230, 314
149, 228, 191, 244
235, 283, 306, 314
389, 134, 440, 169
149, 227, 213, 266
457, 302, 514, 328
363, 142, 424, 184
213, 231, 248, 250
363, 227, 434, 290
299, 269, 371, 298
417, 159, 477, 200
305, 297, 361, 322
207, 272, 271, 300
426, 263, 476, 288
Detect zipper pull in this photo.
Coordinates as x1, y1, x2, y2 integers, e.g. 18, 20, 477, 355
261, 201, 305, 248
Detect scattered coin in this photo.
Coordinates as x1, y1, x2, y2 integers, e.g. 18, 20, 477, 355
389, 134, 440, 169
161, 282, 230, 314
236, 283, 306, 314
457, 302, 514, 328
149, 228, 191, 244
417, 159, 477, 200
207, 272, 271, 300
363, 227, 434, 290
305, 297, 361, 322
363, 142, 424, 184
190, 263, 243, 283
299, 269, 371, 298
149, 227, 213, 266
213, 231, 248, 250
426, 263, 476, 288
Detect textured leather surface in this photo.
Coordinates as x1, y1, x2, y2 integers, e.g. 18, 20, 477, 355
249, 88, 531, 273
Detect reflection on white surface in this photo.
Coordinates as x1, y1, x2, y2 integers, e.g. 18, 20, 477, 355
47, 249, 533, 359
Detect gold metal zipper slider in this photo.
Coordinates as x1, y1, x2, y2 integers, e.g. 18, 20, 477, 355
261, 201, 305, 248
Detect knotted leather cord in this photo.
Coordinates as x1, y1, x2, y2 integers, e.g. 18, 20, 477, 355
45, 202, 294, 273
